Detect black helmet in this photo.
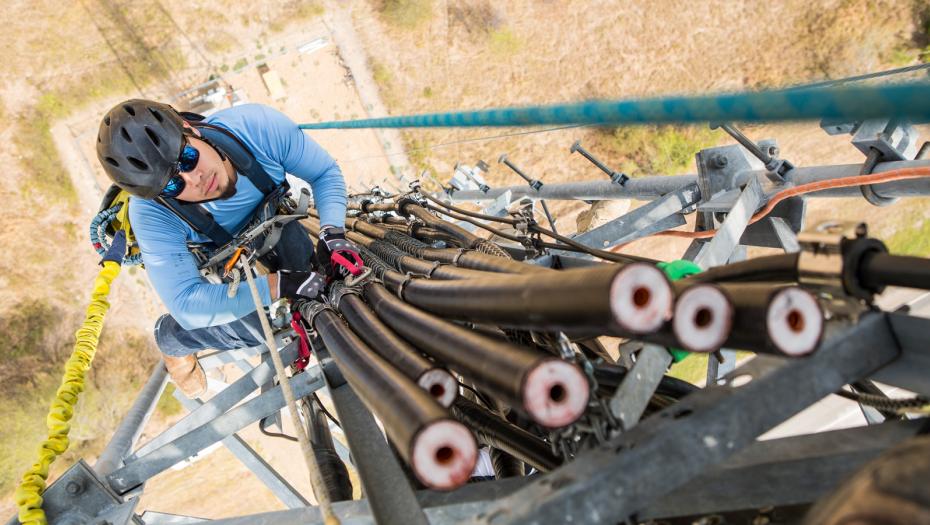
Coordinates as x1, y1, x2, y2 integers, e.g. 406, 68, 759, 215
96, 99, 187, 199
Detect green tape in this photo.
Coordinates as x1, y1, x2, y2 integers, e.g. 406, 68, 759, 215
657, 260, 703, 363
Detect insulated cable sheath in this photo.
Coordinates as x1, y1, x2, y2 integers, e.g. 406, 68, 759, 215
337, 290, 454, 400
860, 252, 930, 291
451, 397, 561, 472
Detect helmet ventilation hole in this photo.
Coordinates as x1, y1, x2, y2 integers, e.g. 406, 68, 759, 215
103, 116, 111, 126
148, 108, 164, 122
122, 104, 136, 116
127, 157, 148, 170
144, 126, 161, 146
105, 157, 119, 167
120, 127, 132, 142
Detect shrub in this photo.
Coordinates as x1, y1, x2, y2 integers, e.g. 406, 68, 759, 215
381, 0, 434, 29
488, 27, 521, 56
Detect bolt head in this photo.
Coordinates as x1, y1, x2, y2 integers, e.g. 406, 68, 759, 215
570, 140, 581, 153
497, 153, 508, 163
65, 481, 83, 495
711, 154, 729, 169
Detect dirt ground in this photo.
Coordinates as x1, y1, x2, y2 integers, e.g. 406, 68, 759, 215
1, 0, 929, 520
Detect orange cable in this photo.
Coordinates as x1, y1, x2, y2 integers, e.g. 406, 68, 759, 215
616, 166, 930, 246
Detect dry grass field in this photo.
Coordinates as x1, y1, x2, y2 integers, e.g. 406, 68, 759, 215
0, 0, 928, 518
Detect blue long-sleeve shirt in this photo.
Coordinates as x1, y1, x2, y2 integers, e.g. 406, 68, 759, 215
128, 104, 347, 330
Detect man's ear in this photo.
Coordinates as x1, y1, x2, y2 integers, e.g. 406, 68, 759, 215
180, 121, 202, 138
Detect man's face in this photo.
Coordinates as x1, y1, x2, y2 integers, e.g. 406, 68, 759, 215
174, 135, 237, 202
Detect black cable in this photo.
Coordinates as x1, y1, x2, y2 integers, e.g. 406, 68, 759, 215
420, 191, 519, 225
423, 202, 526, 243
527, 224, 655, 264
313, 392, 343, 430
258, 416, 299, 442
420, 196, 652, 264
457, 381, 494, 409
835, 389, 929, 414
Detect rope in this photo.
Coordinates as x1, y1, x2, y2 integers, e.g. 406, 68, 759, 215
299, 83, 930, 130
241, 258, 340, 525
15, 261, 122, 525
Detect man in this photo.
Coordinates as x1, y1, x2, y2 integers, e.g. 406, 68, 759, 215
96, 99, 363, 397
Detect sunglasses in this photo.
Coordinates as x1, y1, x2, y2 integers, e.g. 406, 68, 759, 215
160, 141, 200, 198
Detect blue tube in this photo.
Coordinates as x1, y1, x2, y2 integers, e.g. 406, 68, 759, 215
299, 82, 930, 130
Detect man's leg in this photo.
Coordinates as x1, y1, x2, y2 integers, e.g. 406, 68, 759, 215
154, 312, 266, 397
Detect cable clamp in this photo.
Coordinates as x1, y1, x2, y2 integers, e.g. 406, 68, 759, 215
452, 248, 472, 265
329, 281, 363, 309
396, 272, 428, 301
425, 259, 443, 278
296, 299, 334, 328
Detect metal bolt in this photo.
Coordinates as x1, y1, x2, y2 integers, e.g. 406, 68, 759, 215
711, 154, 729, 169
570, 140, 628, 185
65, 481, 83, 495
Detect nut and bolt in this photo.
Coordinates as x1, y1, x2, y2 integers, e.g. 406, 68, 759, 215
65, 481, 83, 495
711, 154, 729, 169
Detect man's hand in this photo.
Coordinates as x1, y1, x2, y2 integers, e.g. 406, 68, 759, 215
316, 227, 364, 281
275, 270, 325, 302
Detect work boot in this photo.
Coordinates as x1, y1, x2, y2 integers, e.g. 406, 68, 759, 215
163, 354, 207, 398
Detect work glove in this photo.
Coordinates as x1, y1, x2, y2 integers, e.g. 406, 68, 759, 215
316, 227, 365, 281
100, 230, 128, 266
276, 270, 325, 302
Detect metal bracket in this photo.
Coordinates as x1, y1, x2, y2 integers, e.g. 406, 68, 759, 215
608, 345, 672, 431
797, 221, 867, 294
693, 177, 765, 269
9, 460, 140, 525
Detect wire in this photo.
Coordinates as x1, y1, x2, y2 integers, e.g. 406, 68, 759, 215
337, 124, 588, 164
528, 223, 655, 264
835, 390, 930, 415
422, 203, 525, 243
259, 416, 298, 442
420, 191, 519, 225
621, 166, 930, 244
785, 62, 930, 92
313, 392, 342, 430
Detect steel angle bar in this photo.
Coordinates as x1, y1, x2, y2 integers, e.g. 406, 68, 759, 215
768, 216, 800, 253
95, 362, 168, 476
173, 394, 309, 509
548, 186, 697, 260
608, 344, 672, 430
108, 368, 324, 494
869, 311, 930, 396
130, 341, 300, 459
640, 419, 927, 520
468, 312, 901, 525
202, 419, 926, 525
197, 329, 295, 370
136, 511, 209, 524
693, 177, 764, 269
326, 377, 429, 525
